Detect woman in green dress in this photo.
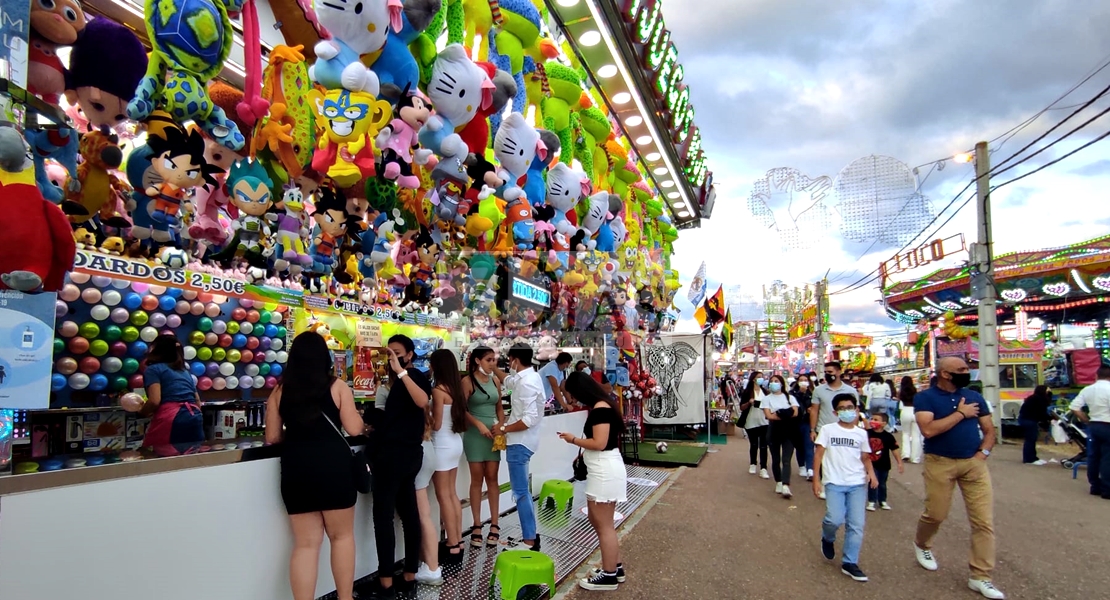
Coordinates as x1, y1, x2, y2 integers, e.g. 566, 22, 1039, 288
461, 346, 505, 547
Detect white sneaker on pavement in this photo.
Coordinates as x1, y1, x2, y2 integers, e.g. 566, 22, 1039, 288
782, 485, 792, 498
866, 502, 876, 512
759, 468, 770, 479
881, 502, 892, 510
968, 579, 1005, 599
775, 482, 783, 494
915, 544, 938, 571
818, 490, 826, 499
1031, 459, 1047, 466
415, 562, 443, 585
749, 464, 758, 474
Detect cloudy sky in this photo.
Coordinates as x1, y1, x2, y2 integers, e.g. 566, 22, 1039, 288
659, 0, 1110, 334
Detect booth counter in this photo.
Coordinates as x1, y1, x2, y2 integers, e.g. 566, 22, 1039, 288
0, 411, 587, 600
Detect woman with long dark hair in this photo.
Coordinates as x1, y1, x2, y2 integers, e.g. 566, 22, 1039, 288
1019, 384, 1057, 465
265, 331, 365, 600
429, 349, 467, 561
461, 346, 505, 547
560, 372, 628, 591
762, 374, 802, 498
740, 371, 769, 478
141, 334, 203, 446
898, 376, 922, 463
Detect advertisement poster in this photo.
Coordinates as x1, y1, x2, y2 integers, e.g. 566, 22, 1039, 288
0, 291, 57, 409
0, 0, 31, 89
641, 334, 705, 425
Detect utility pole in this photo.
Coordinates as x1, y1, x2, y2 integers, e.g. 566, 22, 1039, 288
815, 279, 828, 365
972, 141, 1001, 428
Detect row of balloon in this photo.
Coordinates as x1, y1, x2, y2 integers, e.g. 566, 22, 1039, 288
52, 271, 292, 402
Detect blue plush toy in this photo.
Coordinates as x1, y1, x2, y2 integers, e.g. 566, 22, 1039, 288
24, 128, 80, 204
522, 129, 559, 210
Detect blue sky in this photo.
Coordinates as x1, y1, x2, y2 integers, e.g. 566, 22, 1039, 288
659, 0, 1110, 333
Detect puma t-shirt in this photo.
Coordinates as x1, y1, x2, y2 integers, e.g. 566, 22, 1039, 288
816, 424, 869, 486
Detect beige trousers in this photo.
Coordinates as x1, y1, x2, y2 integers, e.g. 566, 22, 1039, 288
915, 454, 996, 580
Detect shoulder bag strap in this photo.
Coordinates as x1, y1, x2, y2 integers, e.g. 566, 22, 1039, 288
321, 411, 355, 457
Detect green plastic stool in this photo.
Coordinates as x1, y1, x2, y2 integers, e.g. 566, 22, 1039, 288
490, 550, 556, 600
539, 479, 574, 512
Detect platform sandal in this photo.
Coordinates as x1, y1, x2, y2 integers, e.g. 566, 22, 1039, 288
470, 526, 484, 548
486, 524, 501, 547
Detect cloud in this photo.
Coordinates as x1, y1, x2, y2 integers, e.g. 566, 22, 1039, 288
661, 0, 1110, 332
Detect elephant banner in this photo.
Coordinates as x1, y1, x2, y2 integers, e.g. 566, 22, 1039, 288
642, 334, 705, 425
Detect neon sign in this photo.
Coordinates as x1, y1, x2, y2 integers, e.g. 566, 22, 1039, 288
621, 0, 707, 188
510, 276, 551, 308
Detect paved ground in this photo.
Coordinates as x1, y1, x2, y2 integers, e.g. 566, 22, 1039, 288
564, 438, 1107, 600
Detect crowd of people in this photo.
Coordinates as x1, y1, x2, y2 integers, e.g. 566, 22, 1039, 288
261, 333, 629, 600
727, 359, 1005, 598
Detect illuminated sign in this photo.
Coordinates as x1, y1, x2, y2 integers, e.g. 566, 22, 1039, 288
620, 0, 707, 188
880, 234, 967, 285
510, 276, 552, 308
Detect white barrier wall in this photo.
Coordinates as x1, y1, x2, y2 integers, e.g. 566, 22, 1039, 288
0, 411, 587, 600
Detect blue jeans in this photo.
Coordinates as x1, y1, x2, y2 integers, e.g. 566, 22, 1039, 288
1088, 422, 1110, 497
867, 469, 890, 504
822, 483, 867, 565
797, 422, 814, 471
507, 444, 537, 540
1019, 419, 1040, 463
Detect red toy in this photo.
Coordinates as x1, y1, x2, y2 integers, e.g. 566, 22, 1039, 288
0, 181, 77, 291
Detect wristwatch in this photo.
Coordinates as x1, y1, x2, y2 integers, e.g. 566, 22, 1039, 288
397, 370, 408, 379
499, 424, 506, 433
979, 448, 991, 457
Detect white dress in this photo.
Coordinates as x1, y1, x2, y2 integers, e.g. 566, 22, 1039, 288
432, 402, 464, 472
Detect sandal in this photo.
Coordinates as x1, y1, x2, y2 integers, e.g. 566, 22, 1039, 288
470, 526, 484, 548
486, 524, 501, 547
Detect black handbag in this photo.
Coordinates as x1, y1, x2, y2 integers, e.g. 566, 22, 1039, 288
323, 412, 372, 494
572, 450, 587, 481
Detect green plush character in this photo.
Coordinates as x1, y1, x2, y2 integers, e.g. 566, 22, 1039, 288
577, 105, 611, 189
541, 61, 582, 166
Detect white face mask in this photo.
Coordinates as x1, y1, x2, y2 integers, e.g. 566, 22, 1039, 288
798, 380, 809, 389
478, 366, 492, 376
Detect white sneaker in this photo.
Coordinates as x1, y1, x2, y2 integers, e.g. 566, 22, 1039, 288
775, 482, 783, 494
881, 502, 892, 510
818, 488, 826, 499
759, 468, 770, 479
782, 485, 792, 498
915, 544, 938, 571
1031, 460, 1047, 466
415, 562, 443, 585
968, 579, 1005, 599
866, 502, 876, 512
749, 464, 758, 474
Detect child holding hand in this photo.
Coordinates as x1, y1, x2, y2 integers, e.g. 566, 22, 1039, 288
866, 412, 904, 511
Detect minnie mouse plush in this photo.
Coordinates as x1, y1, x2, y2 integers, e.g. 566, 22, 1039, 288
375, 84, 431, 189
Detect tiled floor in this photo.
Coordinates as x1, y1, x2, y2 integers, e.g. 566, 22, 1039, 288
350, 465, 670, 599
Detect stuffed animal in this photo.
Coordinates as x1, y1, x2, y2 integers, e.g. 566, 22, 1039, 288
418, 44, 494, 163
226, 159, 275, 253
143, 127, 223, 228
252, 45, 317, 179
307, 187, 350, 281
480, 112, 546, 202
522, 129, 559, 210
273, 183, 313, 274
571, 191, 609, 251
483, 0, 541, 136
309, 0, 386, 93
24, 127, 80, 204
27, 0, 86, 105
231, 0, 270, 126
127, 0, 246, 150
457, 63, 516, 157
376, 85, 431, 189
371, 0, 442, 93
541, 61, 582, 166
545, 162, 587, 237
0, 128, 76, 291
308, 88, 393, 188
64, 18, 147, 131
63, 130, 125, 225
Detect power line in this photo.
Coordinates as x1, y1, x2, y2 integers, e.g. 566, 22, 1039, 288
991, 101, 1110, 178
991, 127, 1110, 191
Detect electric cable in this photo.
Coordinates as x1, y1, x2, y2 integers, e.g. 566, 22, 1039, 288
990, 102, 1110, 179
990, 127, 1110, 191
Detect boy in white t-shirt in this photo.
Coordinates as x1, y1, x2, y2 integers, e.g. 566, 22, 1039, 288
813, 393, 878, 583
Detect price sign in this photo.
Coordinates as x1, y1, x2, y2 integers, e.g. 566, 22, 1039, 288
357, 320, 383, 348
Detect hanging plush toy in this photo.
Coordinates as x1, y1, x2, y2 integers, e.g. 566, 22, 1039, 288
63, 129, 125, 225
481, 111, 546, 202
27, 0, 86, 105
0, 128, 77, 292
144, 126, 223, 228
484, 0, 540, 136
226, 158, 275, 253
376, 85, 431, 189
273, 183, 313, 275
24, 127, 79, 204
252, 45, 317, 179
309, 0, 385, 93
307, 187, 349, 288
127, 0, 246, 150
308, 88, 393, 188
522, 129, 558, 210
571, 191, 610, 251
64, 17, 147, 131
457, 63, 516, 157
418, 44, 495, 163
545, 162, 587, 237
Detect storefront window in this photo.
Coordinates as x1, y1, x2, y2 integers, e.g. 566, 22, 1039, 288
999, 363, 1038, 388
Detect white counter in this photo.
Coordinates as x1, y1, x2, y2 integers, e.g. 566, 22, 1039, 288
0, 411, 587, 600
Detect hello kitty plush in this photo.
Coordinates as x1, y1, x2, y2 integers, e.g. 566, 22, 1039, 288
418, 44, 495, 163
310, 0, 391, 93
545, 163, 588, 237
571, 191, 610, 251
479, 112, 546, 203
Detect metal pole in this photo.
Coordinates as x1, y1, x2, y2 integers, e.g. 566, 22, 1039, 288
815, 279, 828, 364
705, 331, 717, 453
974, 141, 1001, 428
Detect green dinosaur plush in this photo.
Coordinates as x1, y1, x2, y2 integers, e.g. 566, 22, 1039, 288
541, 61, 582, 166
577, 105, 611, 189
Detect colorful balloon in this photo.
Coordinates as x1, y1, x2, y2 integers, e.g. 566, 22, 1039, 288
102, 357, 123, 373
159, 296, 177, 312
79, 357, 100, 374
120, 394, 145, 412
110, 307, 131, 324
121, 326, 140, 342
212, 377, 227, 390
218, 334, 233, 348
121, 358, 140, 375
183, 346, 196, 360
197, 377, 213, 391
238, 375, 254, 389
111, 376, 129, 391
259, 363, 270, 376
110, 278, 131, 289
239, 299, 254, 309
270, 338, 284, 352
175, 300, 191, 315
190, 301, 205, 316
52, 373, 68, 391
189, 362, 206, 377
197, 293, 213, 303
109, 341, 128, 357
225, 376, 239, 389
264, 376, 278, 389
89, 340, 109, 357
130, 282, 149, 294
90, 276, 112, 288
58, 321, 79, 338
269, 364, 283, 377
245, 310, 260, 323
226, 321, 240, 335
231, 334, 247, 349
140, 327, 158, 343
239, 322, 253, 335
197, 347, 213, 361
245, 337, 259, 350
196, 317, 213, 332
88, 374, 109, 391
211, 319, 227, 334
231, 307, 247, 321
103, 325, 122, 342
166, 315, 182, 328
226, 349, 241, 363
80, 287, 102, 304
270, 311, 284, 324
244, 364, 259, 377
239, 349, 254, 363
78, 322, 100, 339
128, 374, 145, 389
130, 311, 149, 326
204, 332, 219, 346
101, 290, 122, 306
127, 341, 148, 358
69, 272, 90, 284
204, 303, 221, 318
55, 300, 69, 318
149, 312, 167, 328
56, 357, 79, 375
89, 305, 111, 321
259, 337, 272, 351
123, 293, 143, 310
68, 337, 90, 354
54, 337, 65, 354
181, 289, 198, 300
205, 362, 220, 377
148, 285, 167, 295
69, 373, 91, 390
251, 376, 265, 389
212, 348, 227, 362
218, 362, 235, 376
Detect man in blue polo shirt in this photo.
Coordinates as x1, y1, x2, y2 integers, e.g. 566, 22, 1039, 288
912, 357, 1003, 599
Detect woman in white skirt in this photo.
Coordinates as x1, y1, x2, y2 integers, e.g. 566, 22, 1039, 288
429, 350, 466, 562
560, 372, 627, 592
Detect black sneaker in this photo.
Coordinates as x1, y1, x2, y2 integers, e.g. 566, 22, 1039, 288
821, 538, 835, 560
579, 570, 620, 591
842, 563, 869, 582
363, 579, 395, 599
590, 565, 626, 583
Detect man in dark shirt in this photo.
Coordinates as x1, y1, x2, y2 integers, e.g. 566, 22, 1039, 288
366, 334, 431, 598
912, 357, 1003, 600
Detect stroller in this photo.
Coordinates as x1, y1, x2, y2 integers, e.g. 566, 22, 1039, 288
1052, 407, 1088, 469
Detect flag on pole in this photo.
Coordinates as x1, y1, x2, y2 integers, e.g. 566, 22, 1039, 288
705, 286, 725, 327
722, 310, 734, 348
694, 304, 707, 330
687, 262, 707, 306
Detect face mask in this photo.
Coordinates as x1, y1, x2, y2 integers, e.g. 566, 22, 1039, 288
769, 382, 782, 393
837, 409, 857, 424
825, 374, 837, 384
756, 377, 766, 387
870, 420, 884, 430
798, 380, 809, 389
478, 366, 491, 376
950, 372, 972, 388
